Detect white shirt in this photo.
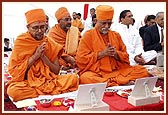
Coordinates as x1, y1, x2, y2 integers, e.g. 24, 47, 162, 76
156, 23, 163, 43
112, 23, 157, 65
84, 16, 93, 31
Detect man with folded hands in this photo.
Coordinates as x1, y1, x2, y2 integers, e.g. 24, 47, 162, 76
7, 8, 79, 102
76, 5, 150, 87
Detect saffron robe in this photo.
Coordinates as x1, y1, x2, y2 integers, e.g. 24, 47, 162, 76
72, 18, 84, 31
48, 24, 79, 66
76, 27, 149, 87
7, 32, 79, 102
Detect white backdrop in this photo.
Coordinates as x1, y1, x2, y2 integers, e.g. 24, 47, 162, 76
2, 2, 166, 40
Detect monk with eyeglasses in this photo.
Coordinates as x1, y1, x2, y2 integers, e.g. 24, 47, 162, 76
76, 5, 150, 87
6, 9, 79, 102
48, 7, 81, 70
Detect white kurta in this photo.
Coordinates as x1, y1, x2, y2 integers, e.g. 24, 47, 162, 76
84, 16, 93, 31
112, 23, 157, 66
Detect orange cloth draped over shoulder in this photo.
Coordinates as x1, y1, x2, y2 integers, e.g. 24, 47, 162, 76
48, 24, 79, 66
48, 7, 80, 67
7, 32, 79, 102
72, 19, 84, 30
76, 27, 149, 87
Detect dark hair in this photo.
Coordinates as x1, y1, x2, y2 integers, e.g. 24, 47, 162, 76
144, 15, 149, 24
119, 10, 131, 21
90, 8, 95, 11
4, 38, 9, 43
132, 18, 135, 23
73, 12, 77, 15
77, 13, 81, 17
46, 15, 49, 21
147, 15, 156, 21
92, 14, 96, 21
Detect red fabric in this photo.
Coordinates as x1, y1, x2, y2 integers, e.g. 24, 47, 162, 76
34, 93, 164, 111
156, 79, 164, 90
83, 4, 89, 20
102, 93, 164, 111
4, 73, 12, 81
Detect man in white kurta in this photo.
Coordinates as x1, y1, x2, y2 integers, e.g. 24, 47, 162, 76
112, 10, 157, 66
83, 8, 96, 32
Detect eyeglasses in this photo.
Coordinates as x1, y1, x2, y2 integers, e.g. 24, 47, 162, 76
61, 18, 72, 22
99, 21, 112, 26
29, 25, 46, 32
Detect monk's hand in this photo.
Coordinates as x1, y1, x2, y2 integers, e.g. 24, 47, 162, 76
34, 42, 46, 59
98, 43, 119, 60
105, 43, 117, 57
68, 56, 76, 66
134, 53, 146, 65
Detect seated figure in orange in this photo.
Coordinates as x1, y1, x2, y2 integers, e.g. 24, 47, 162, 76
48, 7, 81, 70
7, 8, 79, 102
76, 5, 150, 87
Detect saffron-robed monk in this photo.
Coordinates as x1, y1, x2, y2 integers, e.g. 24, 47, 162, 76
76, 5, 150, 87
7, 8, 79, 102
